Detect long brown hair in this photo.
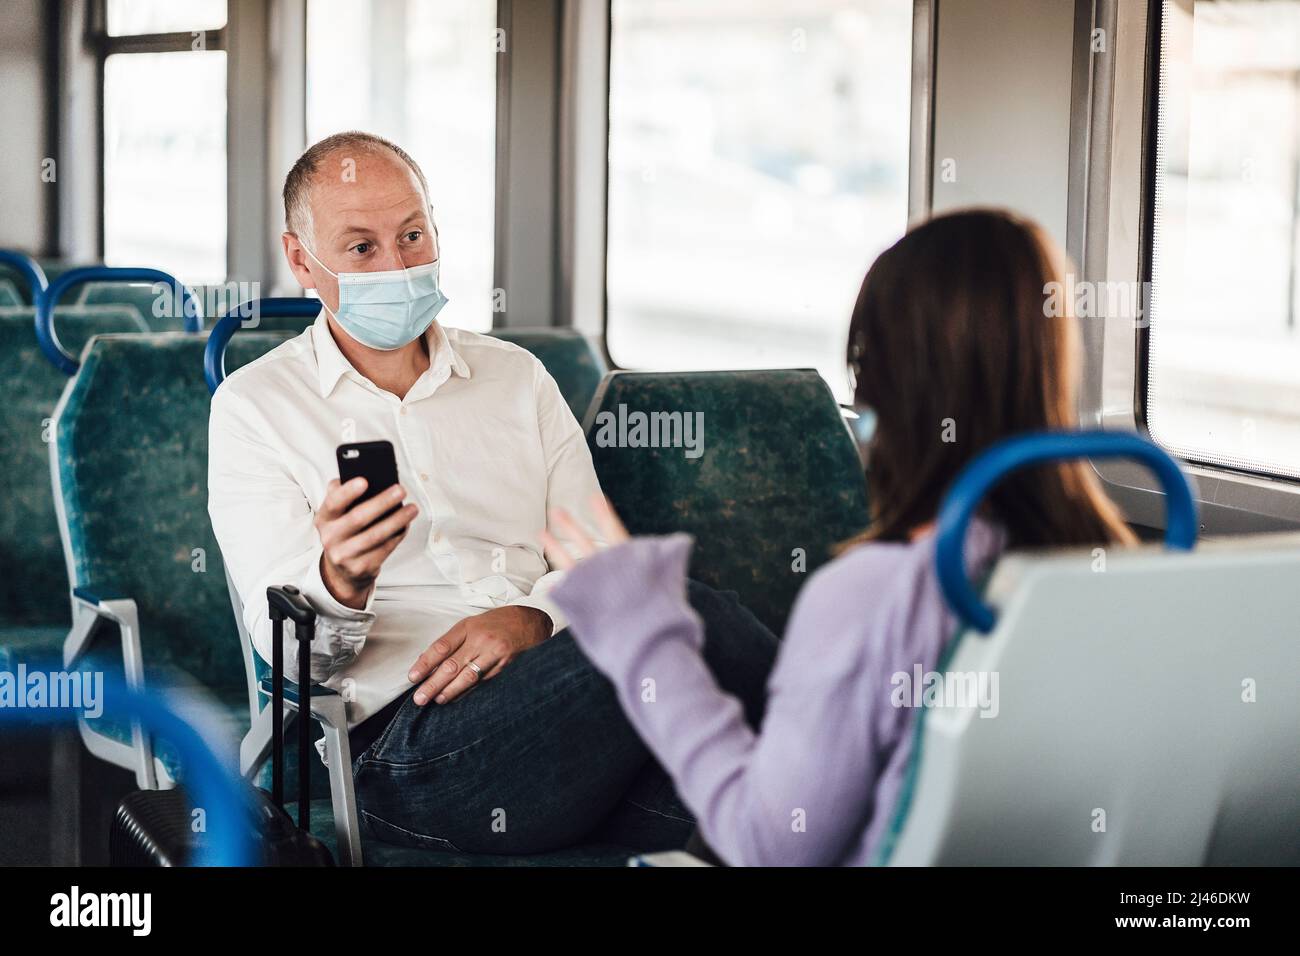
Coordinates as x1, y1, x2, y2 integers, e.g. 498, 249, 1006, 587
846, 208, 1135, 548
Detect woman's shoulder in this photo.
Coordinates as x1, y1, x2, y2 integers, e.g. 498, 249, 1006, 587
803, 536, 927, 599
791, 517, 1005, 637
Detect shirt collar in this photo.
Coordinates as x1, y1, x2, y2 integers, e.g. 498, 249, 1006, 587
311, 309, 471, 399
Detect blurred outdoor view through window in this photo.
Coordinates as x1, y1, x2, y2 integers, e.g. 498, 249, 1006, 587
103, 0, 229, 285
307, 0, 497, 332
106, 0, 227, 36
607, 0, 913, 402
1148, 0, 1300, 478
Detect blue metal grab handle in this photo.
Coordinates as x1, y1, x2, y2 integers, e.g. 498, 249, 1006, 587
205, 298, 321, 394
0, 249, 49, 299
935, 430, 1198, 634
37, 266, 204, 375
0, 664, 253, 866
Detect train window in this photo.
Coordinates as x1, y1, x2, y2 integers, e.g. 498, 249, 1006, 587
306, 0, 498, 332
1146, 0, 1300, 479
103, 49, 228, 284
605, 0, 913, 400
106, 0, 227, 37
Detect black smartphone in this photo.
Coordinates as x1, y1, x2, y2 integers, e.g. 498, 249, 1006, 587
336, 440, 401, 527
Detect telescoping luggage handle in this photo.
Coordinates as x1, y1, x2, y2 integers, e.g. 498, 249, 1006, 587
267, 584, 317, 830
205, 297, 323, 394
0, 248, 48, 298
935, 430, 1198, 634
37, 265, 204, 375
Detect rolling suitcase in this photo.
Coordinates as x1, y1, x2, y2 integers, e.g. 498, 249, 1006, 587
109, 584, 333, 866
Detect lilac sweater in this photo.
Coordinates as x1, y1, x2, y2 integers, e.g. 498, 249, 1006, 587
548, 519, 1004, 866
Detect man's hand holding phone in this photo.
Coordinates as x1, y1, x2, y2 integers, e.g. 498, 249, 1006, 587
315, 476, 419, 609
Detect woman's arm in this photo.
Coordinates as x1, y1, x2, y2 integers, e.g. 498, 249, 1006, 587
548, 526, 884, 866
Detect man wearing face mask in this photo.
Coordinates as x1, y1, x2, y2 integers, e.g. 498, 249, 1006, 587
208, 131, 778, 857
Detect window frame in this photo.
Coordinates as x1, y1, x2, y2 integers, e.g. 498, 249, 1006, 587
1072, 0, 1300, 533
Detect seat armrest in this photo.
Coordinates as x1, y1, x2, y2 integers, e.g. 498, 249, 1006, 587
257, 677, 340, 706
72, 584, 130, 605
66, 584, 158, 789
67, 584, 142, 666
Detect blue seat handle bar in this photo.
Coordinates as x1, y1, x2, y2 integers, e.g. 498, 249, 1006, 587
205, 297, 322, 394
0, 248, 49, 298
37, 266, 203, 375
936, 430, 1198, 634
0, 663, 253, 865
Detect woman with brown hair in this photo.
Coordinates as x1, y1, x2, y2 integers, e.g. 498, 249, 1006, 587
846, 208, 1133, 549
540, 209, 1135, 866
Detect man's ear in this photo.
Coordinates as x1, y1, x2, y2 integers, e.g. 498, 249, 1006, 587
282, 232, 316, 291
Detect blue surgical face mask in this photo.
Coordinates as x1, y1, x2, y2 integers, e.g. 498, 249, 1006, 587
302, 244, 448, 351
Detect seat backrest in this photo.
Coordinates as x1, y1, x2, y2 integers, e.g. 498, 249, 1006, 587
51, 331, 298, 699
78, 281, 293, 334
0, 268, 34, 303
886, 535, 1300, 865
40, 268, 204, 378
36, 260, 85, 286
77, 281, 197, 333
492, 328, 607, 420
236, 313, 319, 334
0, 260, 91, 304
584, 369, 868, 635
0, 307, 150, 627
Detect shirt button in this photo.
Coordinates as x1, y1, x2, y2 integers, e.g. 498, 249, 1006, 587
420, 472, 429, 482
400, 407, 408, 416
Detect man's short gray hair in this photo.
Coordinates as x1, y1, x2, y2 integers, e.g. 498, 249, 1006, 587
282, 131, 433, 246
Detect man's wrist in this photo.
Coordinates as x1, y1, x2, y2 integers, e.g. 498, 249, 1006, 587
514, 605, 553, 645
320, 554, 371, 610
531, 606, 554, 640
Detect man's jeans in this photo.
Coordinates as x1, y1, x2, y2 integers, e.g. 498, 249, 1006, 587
351, 581, 779, 855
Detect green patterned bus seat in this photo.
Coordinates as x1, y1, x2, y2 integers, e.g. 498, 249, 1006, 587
584, 369, 870, 636
50, 332, 300, 754
0, 307, 153, 660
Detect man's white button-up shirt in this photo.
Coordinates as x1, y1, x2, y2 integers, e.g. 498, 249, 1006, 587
208, 313, 604, 727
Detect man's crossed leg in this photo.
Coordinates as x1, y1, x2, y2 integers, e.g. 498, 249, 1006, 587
352, 581, 778, 856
